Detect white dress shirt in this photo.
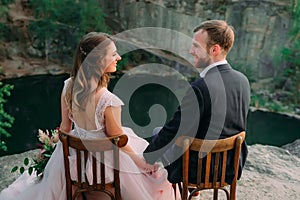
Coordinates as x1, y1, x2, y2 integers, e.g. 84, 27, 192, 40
200, 60, 228, 78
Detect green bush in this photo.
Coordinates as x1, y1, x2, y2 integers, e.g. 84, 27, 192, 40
0, 81, 14, 152
274, 2, 300, 111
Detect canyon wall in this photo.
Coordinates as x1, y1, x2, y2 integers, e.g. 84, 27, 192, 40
99, 0, 294, 79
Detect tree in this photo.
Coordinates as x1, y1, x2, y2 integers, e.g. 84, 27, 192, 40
28, 0, 108, 64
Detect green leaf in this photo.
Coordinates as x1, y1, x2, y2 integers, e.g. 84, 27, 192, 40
24, 157, 29, 166
0, 81, 14, 152
44, 153, 51, 158
11, 166, 18, 173
19, 167, 25, 174
28, 167, 33, 175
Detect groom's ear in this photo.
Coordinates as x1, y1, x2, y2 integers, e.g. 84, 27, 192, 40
210, 44, 221, 56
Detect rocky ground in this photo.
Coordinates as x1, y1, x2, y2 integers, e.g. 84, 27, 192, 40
1, 140, 300, 199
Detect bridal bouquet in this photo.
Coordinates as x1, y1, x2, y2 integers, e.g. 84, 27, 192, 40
11, 128, 59, 178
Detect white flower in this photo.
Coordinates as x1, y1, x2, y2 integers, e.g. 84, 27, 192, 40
38, 129, 49, 144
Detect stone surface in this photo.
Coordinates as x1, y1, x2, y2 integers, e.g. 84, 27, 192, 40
0, 144, 300, 199
282, 139, 300, 158
0, 149, 39, 191
0, 56, 68, 79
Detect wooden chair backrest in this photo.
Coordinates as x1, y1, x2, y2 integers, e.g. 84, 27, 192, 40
59, 131, 128, 200
175, 131, 245, 200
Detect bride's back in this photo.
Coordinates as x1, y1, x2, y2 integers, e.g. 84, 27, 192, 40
72, 87, 106, 131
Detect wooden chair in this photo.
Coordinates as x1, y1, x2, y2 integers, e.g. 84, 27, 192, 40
59, 131, 128, 200
175, 131, 245, 200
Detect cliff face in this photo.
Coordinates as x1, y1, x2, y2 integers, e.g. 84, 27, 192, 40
0, 0, 294, 79
99, 0, 294, 79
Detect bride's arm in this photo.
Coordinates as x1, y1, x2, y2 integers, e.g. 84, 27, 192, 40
59, 91, 72, 133
104, 106, 157, 172
104, 106, 123, 137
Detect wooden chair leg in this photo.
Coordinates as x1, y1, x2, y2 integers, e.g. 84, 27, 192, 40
178, 183, 183, 196
213, 189, 218, 200
175, 182, 183, 199
219, 188, 230, 200
82, 192, 87, 200
230, 184, 236, 200
172, 184, 177, 199
182, 184, 188, 200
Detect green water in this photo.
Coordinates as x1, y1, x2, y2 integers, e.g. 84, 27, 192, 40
1, 74, 299, 156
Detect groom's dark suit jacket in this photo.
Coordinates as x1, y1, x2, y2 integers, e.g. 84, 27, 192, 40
144, 64, 250, 184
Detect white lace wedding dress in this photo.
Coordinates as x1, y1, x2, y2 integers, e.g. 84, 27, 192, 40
0, 78, 178, 200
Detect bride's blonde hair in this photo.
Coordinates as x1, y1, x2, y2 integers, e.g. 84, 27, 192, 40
65, 32, 114, 112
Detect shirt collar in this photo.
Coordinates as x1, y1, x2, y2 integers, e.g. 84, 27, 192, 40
199, 60, 228, 78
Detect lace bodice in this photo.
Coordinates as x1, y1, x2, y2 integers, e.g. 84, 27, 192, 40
62, 78, 124, 138
94, 87, 124, 129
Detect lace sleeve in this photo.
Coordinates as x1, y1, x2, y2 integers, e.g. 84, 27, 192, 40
62, 78, 72, 104
95, 90, 124, 129
108, 93, 124, 107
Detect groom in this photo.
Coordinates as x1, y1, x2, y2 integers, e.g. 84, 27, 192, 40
143, 20, 250, 184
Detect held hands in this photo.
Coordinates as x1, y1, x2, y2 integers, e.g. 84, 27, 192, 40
131, 154, 159, 175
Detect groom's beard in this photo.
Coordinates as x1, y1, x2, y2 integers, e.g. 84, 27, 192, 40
195, 56, 213, 69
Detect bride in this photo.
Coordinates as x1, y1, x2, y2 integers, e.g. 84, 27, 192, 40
0, 32, 178, 200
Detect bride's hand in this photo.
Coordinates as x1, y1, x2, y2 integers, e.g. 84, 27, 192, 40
131, 155, 158, 174
143, 162, 159, 175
